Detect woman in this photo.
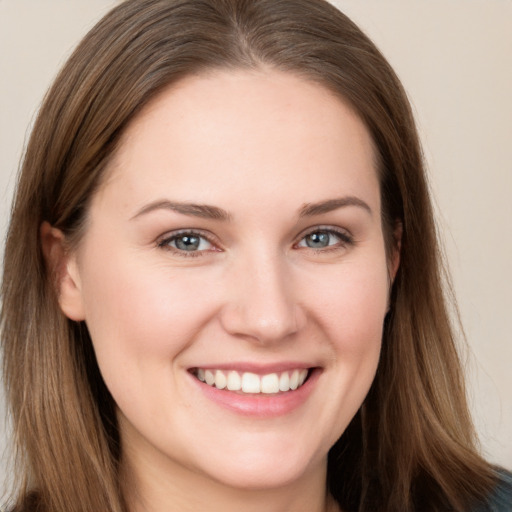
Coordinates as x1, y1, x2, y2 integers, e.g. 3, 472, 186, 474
1, 0, 510, 511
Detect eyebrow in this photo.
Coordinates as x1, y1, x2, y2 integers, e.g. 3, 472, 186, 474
131, 200, 232, 221
131, 195, 372, 222
299, 196, 372, 217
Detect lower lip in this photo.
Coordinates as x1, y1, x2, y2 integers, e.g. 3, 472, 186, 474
189, 369, 320, 418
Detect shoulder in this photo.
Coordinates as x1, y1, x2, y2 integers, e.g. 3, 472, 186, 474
472, 469, 512, 512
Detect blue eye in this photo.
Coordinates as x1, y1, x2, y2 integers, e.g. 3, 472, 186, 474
159, 232, 214, 253
303, 232, 332, 248
297, 229, 352, 249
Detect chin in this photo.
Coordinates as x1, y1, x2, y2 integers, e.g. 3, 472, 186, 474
203, 454, 321, 491
186, 430, 331, 492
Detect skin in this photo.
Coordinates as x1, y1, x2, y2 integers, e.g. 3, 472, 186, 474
46, 69, 399, 512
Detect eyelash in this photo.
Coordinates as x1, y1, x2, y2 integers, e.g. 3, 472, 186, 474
157, 226, 354, 258
295, 226, 354, 253
157, 229, 218, 258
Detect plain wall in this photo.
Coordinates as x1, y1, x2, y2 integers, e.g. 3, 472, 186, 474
1, 0, 511, 494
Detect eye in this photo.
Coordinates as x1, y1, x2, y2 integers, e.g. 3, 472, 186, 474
296, 228, 353, 250
158, 231, 215, 254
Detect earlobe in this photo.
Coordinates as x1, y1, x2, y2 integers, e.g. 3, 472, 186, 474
40, 221, 86, 321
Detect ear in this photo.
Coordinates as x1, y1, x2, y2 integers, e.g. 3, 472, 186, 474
40, 221, 86, 321
388, 220, 402, 284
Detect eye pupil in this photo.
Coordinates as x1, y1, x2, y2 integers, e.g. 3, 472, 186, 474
306, 232, 330, 248
175, 235, 200, 251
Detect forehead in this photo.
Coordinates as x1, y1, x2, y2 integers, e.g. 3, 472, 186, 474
97, 69, 379, 216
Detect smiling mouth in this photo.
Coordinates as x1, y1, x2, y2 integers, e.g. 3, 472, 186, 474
191, 368, 311, 394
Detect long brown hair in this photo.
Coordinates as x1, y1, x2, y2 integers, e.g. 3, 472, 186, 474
1, 1, 497, 510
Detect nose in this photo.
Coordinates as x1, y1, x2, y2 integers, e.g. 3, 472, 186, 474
219, 251, 304, 345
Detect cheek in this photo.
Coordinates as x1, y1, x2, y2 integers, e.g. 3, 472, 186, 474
78, 252, 217, 384
307, 256, 389, 351
290, 255, 389, 450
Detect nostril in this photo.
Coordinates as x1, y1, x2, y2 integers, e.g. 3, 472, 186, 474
219, 302, 302, 344
218, 261, 303, 343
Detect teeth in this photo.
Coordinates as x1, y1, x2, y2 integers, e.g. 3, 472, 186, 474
205, 370, 215, 386
195, 368, 310, 394
215, 370, 227, 390
289, 369, 299, 390
261, 373, 279, 394
227, 371, 241, 391
279, 371, 290, 391
242, 372, 261, 393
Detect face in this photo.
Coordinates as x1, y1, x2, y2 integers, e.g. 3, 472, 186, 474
57, 70, 397, 495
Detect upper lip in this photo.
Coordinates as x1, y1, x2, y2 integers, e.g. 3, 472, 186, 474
188, 362, 318, 375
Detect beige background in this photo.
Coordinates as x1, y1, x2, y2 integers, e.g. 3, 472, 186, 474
1, 0, 511, 492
